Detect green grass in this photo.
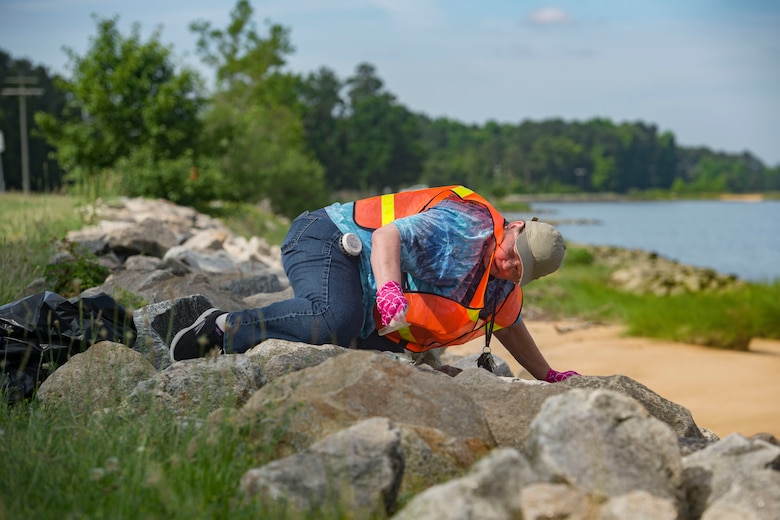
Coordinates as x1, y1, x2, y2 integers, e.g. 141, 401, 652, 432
0, 193, 87, 304
0, 394, 348, 519
524, 246, 780, 350
492, 199, 532, 213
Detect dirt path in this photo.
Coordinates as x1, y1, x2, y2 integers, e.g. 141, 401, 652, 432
446, 321, 780, 439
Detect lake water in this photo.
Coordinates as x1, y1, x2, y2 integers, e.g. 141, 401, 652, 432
505, 200, 780, 283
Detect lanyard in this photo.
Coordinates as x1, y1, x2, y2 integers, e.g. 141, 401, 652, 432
477, 295, 498, 373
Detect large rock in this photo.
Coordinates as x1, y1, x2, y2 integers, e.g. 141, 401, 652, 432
233, 350, 495, 460
682, 433, 780, 519
700, 469, 780, 520
394, 448, 541, 520
240, 417, 404, 517
122, 354, 265, 417
106, 217, 179, 259
36, 341, 156, 416
244, 339, 347, 381
597, 490, 679, 520
396, 423, 493, 499
562, 373, 705, 439
526, 389, 684, 508
453, 367, 569, 450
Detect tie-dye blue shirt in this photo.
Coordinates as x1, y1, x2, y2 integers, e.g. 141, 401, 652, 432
325, 195, 518, 339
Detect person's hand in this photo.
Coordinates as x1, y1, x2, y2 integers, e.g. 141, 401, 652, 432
376, 280, 409, 327
545, 368, 580, 383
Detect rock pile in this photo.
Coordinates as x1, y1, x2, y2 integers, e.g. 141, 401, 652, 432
24, 198, 780, 518
586, 245, 743, 296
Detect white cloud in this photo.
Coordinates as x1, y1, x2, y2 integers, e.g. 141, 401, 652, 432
528, 7, 572, 25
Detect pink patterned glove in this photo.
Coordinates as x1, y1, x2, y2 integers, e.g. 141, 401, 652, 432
376, 281, 409, 327
545, 368, 580, 383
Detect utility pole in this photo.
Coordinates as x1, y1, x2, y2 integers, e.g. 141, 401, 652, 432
0, 130, 5, 192
2, 76, 44, 194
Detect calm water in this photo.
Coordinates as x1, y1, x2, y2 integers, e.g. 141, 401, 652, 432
506, 200, 780, 283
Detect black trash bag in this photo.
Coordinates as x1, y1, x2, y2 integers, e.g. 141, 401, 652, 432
0, 291, 137, 402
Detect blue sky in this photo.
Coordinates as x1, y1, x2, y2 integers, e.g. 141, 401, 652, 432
2, 0, 779, 166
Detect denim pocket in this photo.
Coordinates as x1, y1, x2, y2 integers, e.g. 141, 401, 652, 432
280, 213, 318, 254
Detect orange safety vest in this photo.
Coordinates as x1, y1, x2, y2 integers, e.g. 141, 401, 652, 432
353, 185, 523, 352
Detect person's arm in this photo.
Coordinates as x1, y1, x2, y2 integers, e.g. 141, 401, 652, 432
494, 320, 551, 380
370, 223, 403, 289
495, 320, 580, 382
371, 223, 408, 327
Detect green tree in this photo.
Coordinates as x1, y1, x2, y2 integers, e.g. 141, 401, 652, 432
191, 0, 326, 216
590, 144, 618, 191
298, 67, 350, 189
342, 63, 423, 192
35, 16, 204, 196
526, 135, 584, 191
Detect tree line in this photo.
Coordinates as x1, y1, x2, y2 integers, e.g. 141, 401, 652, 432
1, 1, 778, 217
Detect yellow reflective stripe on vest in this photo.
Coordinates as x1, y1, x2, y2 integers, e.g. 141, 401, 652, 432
380, 194, 396, 226
452, 186, 474, 198
397, 327, 416, 343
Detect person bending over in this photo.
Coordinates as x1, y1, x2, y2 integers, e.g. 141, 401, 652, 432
169, 185, 579, 383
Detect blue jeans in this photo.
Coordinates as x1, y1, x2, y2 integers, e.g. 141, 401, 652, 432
223, 210, 403, 353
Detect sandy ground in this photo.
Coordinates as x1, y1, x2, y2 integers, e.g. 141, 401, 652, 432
446, 321, 780, 439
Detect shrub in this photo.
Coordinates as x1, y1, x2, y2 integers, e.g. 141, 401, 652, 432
44, 240, 109, 297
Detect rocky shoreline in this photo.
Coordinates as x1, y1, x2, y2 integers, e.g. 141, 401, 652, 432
4, 196, 778, 519
583, 244, 743, 296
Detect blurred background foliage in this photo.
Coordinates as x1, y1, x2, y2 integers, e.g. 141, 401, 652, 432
1, 0, 778, 218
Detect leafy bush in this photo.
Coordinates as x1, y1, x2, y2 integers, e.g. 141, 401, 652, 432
117, 148, 224, 207
44, 240, 109, 297
200, 100, 329, 218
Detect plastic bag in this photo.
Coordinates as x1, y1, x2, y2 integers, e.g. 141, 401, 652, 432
0, 291, 137, 402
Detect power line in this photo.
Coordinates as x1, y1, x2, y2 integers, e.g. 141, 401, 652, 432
2, 76, 44, 194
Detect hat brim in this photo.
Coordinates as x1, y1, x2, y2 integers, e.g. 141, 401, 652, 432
514, 230, 535, 287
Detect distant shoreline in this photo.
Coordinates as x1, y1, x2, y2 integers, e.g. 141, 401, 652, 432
504, 192, 771, 204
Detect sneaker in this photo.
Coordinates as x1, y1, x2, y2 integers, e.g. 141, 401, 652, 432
170, 308, 225, 361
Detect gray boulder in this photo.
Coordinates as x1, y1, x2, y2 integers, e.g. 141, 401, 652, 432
394, 448, 540, 520
562, 373, 705, 439
124, 354, 265, 417
240, 417, 404, 517
106, 217, 179, 259
597, 490, 679, 520
233, 349, 495, 460
36, 341, 156, 416
526, 388, 684, 508
700, 469, 780, 520
682, 433, 780, 519
454, 367, 569, 450
245, 339, 347, 381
